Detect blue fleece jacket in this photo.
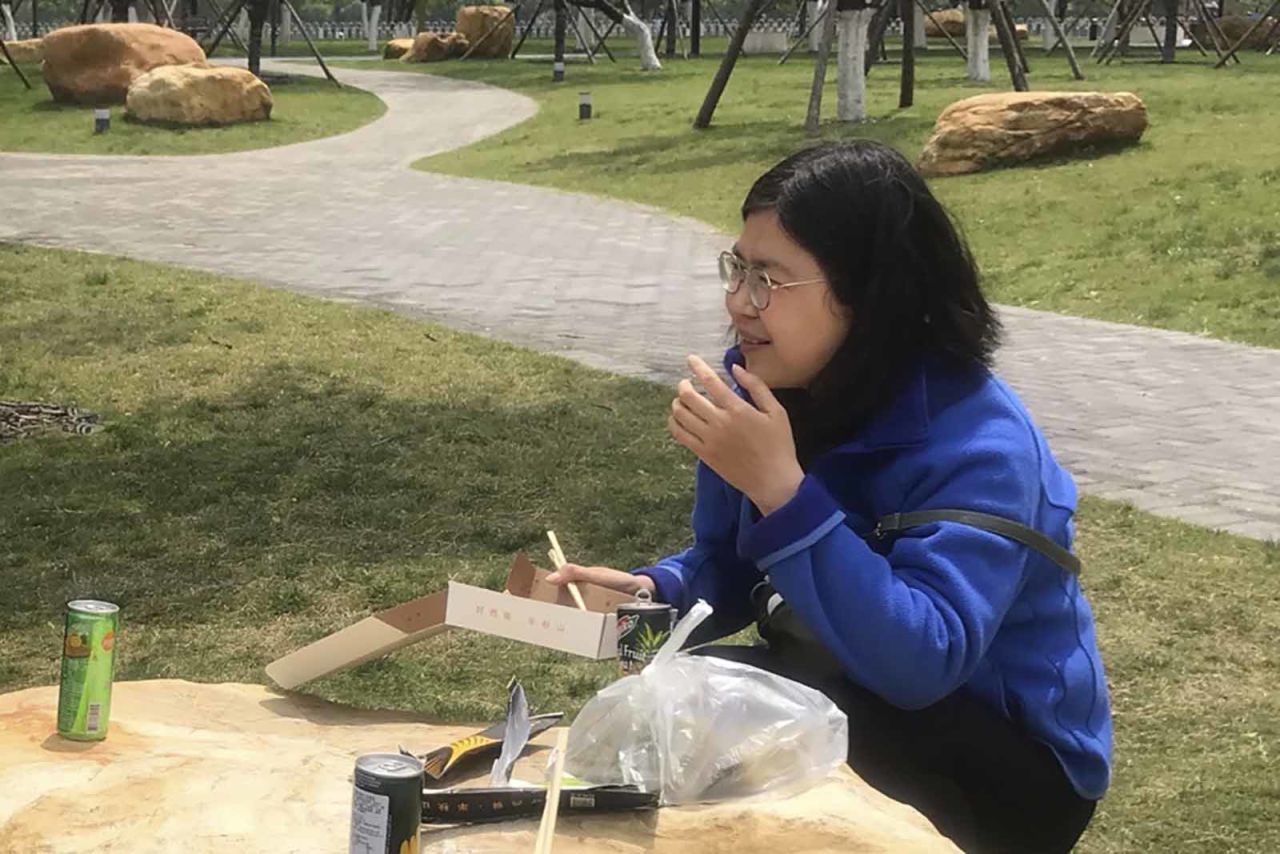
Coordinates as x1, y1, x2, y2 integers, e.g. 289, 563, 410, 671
635, 347, 1112, 800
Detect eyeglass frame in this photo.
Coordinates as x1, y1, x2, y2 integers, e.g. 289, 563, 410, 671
718, 251, 826, 310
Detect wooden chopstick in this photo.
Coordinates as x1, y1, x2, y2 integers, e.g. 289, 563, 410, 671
546, 531, 588, 612
533, 727, 570, 854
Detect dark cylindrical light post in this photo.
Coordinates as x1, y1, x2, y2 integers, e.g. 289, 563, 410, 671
578, 90, 592, 119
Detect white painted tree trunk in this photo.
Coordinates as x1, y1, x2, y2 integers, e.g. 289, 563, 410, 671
1, 3, 16, 41
127, 4, 138, 22
913, 4, 928, 49
623, 12, 662, 70
280, 7, 292, 44
571, 8, 588, 49
808, 0, 826, 52
965, 6, 991, 81
366, 2, 381, 51
836, 7, 875, 121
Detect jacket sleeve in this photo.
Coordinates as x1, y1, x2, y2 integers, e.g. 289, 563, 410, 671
631, 462, 757, 635
740, 437, 1044, 710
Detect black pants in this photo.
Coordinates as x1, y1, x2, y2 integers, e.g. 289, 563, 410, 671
696, 645, 1097, 854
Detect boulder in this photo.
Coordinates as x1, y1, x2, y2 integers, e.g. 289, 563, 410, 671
41, 23, 205, 105
918, 91, 1148, 177
455, 5, 515, 58
0, 37, 44, 65
0, 680, 959, 852
1190, 14, 1280, 49
924, 8, 966, 37
923, 9, 1029, 40
125, 64, 271, 126
400, 30, 470, 63
382, 36, 415, 59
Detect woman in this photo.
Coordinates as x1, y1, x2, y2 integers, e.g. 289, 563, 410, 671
548, 141, 1111, 853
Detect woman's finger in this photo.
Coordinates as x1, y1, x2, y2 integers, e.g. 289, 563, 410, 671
547, 564, 648, 595
671, 399, 707, 441
687, 354, 744, 411
677, 379, 721, 421
668, 414, 704, 451
730, 363, 783, 415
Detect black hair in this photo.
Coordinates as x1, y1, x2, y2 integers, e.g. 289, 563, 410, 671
740, 140, 1001, 465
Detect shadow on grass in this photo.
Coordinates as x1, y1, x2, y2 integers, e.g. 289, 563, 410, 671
0, 360, 679, 635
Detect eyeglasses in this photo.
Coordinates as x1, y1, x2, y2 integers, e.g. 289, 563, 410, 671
718, 251, 825, 310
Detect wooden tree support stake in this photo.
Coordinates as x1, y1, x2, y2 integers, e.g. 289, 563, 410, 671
804, 0, 838, 133
917, 0, 968, 60
460, 5, 517, 61
0, 36, 32, 89
280, 0, 340, 86
692, 0, 771, 128
1037, 0, 1082, 78
989, 0, 1026, 89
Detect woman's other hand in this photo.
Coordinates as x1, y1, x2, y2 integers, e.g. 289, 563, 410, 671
545, 563, 655, 597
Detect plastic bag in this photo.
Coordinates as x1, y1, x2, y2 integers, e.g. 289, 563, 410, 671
565, 600, 849, 805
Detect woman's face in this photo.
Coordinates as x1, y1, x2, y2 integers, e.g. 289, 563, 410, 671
727, 209, 852, 389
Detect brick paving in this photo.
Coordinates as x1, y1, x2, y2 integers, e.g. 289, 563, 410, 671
2, 61, 1277, 540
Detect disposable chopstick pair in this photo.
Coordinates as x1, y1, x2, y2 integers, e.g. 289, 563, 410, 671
545, 531, 588, 612
533, 728, 570, 854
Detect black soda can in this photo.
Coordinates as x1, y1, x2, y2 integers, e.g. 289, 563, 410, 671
616, 589, 676, 675
350, 753, 423, 854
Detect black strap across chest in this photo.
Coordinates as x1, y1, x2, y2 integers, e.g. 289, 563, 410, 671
873, 509, 1082, 576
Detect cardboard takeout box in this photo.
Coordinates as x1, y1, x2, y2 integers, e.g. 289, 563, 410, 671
265, 554, 633, 690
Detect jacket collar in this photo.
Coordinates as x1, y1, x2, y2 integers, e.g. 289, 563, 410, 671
724, 346, 931, 456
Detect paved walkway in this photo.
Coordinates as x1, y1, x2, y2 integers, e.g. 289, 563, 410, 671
2, 61, 1278, 540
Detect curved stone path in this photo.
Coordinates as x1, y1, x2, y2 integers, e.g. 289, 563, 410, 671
2, 61, 1278, 540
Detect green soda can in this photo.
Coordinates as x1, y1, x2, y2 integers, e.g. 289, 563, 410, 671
57, 599, 119, 741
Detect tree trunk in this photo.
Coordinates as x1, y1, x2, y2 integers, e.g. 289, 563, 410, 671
694, 0, 768, 127
2, 3, 17, 41
366, 1, 381, 51
110, 0, 130, 22
913, 0, 927, 49
570, 0, 662, 70
690, 0, 700, 55
809, 0, 826, 50
836, 5, 874, 121
622, 11, 662, 68
899, 0, 914, 106
247, 0, 268, 76
553, 0, 566, 79
1161, 0, 1177, 61
965, 2, 990, 81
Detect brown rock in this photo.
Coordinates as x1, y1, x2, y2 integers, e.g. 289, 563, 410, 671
41, 23, 206, 105
455, 5, 515, 58
125, 64, 271, 126
0, 37, 44, 65
918, 91, 1148, 177
924, 8, 966, 37
382, 36, 415, 59
1190, 14, 1280, 49
400, 30, 470, 63
0, 680, 958, 852
923, 9, 1029, 40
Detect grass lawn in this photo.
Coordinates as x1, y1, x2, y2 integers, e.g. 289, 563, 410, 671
337, 49, 1280, 349
0, 65, 384, 155
2, 242, 1277, 851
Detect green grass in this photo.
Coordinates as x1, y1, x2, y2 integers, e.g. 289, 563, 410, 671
1, 242, 1277, 850
338, 50, 1280, 349
221, 37, 387, 58
0, 66, 385, 155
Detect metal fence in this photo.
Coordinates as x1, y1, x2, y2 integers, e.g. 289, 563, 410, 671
2, 13, 1211, 44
